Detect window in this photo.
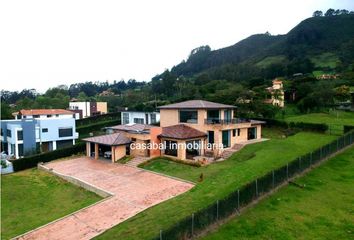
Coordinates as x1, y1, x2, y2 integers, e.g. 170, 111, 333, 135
18, 144, 24, 157
164, 140, 177, 157
33, 115, 40, 118
59, 128, 73, 137
179, 110, 198, 123
17, 130, 23, 140
0, 128, 3, 136
224, 110, 232, 122
122, 113, 129, 124
134, 118, 144, 124
131, 138, 136, 142
56, 114, 59, 117
237, 129, 241, 136
42, 128, 48, 133
232, 129, 236, 137
6, 129, 11, 138
151, 113, 156, 123
207, 110, 219, 120
47, 115, 52, 118
56, 140, 73, 149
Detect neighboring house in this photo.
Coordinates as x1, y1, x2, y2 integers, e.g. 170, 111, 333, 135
121, 111, 160, 125
83, 100, 264, 162
69, 101, 108, 119
1, 109, 79, 159
265, 79, 285, 108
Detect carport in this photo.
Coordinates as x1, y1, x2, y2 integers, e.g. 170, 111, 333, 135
82, 133, 131, 162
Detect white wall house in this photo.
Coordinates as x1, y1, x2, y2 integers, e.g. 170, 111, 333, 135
69, 101, 108, 119
1, 109, 78, 159
121, 111, 160, 125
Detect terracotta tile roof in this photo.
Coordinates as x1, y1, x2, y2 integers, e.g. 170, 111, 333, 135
159, 124, 207, 140
158, 100, 236, 109
83, 133, 131, 146
108, 123, 153, 132
19, 109, 74, 116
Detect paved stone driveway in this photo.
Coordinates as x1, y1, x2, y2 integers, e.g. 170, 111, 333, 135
17, 157, 193, 240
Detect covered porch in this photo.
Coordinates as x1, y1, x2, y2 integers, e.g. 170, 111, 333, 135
83, 133, 131, 162
159, 124, 208, 161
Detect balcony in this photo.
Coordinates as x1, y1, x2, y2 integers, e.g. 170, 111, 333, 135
204, 118, 250, 125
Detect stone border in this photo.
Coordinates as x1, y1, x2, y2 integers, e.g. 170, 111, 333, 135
38, 163, 114, 198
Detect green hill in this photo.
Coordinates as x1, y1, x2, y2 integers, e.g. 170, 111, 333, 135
161, 14, 354, 80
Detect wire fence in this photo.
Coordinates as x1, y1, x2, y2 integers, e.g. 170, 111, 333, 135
154, 130, 354, 240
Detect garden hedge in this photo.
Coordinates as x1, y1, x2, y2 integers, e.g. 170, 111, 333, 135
76, 119, 120, 136
76, 112, 121, 127
253, 118, 328, 133
11, 143, 86, 172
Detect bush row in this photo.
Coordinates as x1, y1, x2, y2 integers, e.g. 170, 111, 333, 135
11, 143, 86, 172
344, 125, 354, 133
253, 118, 328, 132
76, 112, 121, 126
76, 119, 120, 136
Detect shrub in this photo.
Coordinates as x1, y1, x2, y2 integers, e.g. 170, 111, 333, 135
11, 143, 85, 172
253, 118, 328, 133
76, 112, 121, 127
76, 119, 120, 136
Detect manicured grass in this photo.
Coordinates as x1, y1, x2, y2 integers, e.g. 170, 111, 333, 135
117, 155, 133, 164
285, 110, 354, 135
1, 169, 102, 240
96, 131, 336, 239
202, 145, 354, 240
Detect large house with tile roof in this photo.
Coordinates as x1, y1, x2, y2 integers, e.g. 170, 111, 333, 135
83, 100, 264, 162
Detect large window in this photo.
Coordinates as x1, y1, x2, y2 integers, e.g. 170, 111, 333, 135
6, 129, 11, 138
17, 130, 23, 140
179, 110, 198, 123
151, 113, 157, 124
59, 128, 73, 137
164, 140, 178, 157
122, 113, 129, 124
207, 110, 219, 120
134, 118, 144, 124
57, 140, 73, 149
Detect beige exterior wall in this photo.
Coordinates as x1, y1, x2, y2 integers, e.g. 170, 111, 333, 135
96, 102, 108, 114
130, 139, 149, 157
161, 137, 206, 160
111, 145, 126, 162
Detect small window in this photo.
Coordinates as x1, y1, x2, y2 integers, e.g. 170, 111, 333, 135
42, 128, 48, 133
17, 130, 23, 140
56, 114, 59, 117
59, 128, 73, 137
131, 138, 136, 142
151, 113, 156, 123
47, 115, 52, 118
232, 129, 236, 137
122, 113, 130, 124
6, 129, 11, 138
237, 129, 241, 136
33, 115, 40, 118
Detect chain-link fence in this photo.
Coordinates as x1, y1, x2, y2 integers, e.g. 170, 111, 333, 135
154, 130, 354, 240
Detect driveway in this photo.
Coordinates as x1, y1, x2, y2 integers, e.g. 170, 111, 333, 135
17, 157, 193, 240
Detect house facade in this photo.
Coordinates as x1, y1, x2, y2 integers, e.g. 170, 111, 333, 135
69, 101, 108, 119
1, 109, 79, 158
265, 79, 285, 108
83, 100, 263, 162
121, 111, 160, 125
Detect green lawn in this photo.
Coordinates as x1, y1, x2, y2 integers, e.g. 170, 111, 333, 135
1, 169, 102, 240
310, 52, 340, 69
96, 131, 336, 239
202, 146, 354, 240
255, 55, 287, 68
285, 110, 354, 135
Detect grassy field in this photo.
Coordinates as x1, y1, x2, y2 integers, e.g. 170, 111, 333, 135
96, 131, 336, 239
255, 55, 286, 68
202, 146, 354, 240
284, 110, 354, 135
310, 52, 340, 69
1, 169, 102, 240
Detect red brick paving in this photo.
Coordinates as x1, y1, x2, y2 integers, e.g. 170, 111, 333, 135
17, 157, 193, 240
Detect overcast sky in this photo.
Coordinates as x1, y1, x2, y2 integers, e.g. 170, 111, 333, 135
1, 0, 353, 93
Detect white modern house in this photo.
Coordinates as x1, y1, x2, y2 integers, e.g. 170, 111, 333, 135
121, 111, 160, 125
1, 109, 79, 159
69, 101, 108, 119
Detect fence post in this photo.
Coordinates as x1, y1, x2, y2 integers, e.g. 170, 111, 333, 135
286, 163, 289, 180
216, 200, 219, 220
237, 189, 240, 210
160, 230, 162, 240
255, 179, 258, 197
272, 170, 275, 189
191, 213, 194, 236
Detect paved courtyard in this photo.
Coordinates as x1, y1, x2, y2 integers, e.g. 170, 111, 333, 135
17, 157, 193, 240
